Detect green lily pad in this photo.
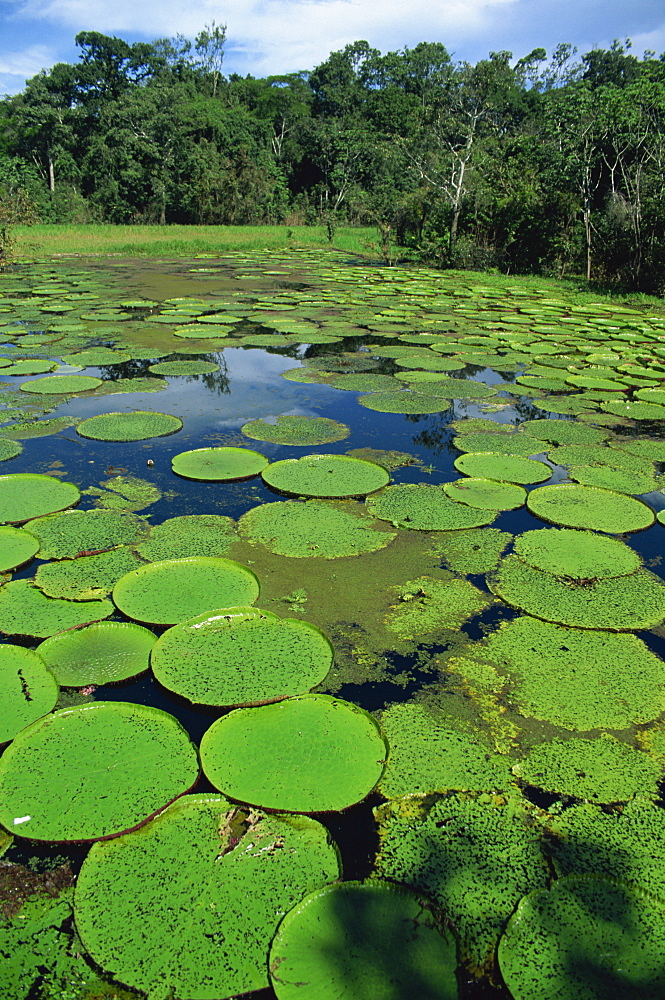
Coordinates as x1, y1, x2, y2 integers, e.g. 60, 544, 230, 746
148, 360, 220, 375
60, 348, 131, 366
0, 892, 76, 1000
172, 446, 268, 481
453, 452, 551, 485
0, 579, 114, 637
262, 455, 389, 499
77, 410, 183, 442
85, 474, 162, 512
498, 876, 665, 1000
92, 376, 168, 396
37, 621, 156, 686
453, 432, 546, 457
512, 734, 662, 803
326, 373, 401, 391
25, 508, 149, 559
135, 514, 236, 562
0, 701, 198, 840
602, 399, 665, 420
237, 500, 397, 558
443, 478, 526, 510
20, 374, 102, 394
0, 525, 40, 571
112, 556, 260, 625
367, 484, 497, 530
241, 415, 349, 446
568, 464, 658, 494
385, 576, 491, 640
612, 438, 665, 463
0, 439, 22, 461
416, 376, 497, 399
35, 546, 142, 600
0, 644, 59, 744
269, 880, 459, 1000
357, 391, 451, 413
481, 615, 665, 729
74, 795, 340, 999
547, 445, 653, 472
0, 474, 80, 524
521, 419, 609, 446
2, 360, 57, 376
0, 416, 78, 439
152, 608, 333, 706
513, 527, 641, 580
200, 693, 387, 812
526, 485, 655, 533
374, 792, 548, 974
432, 528, 513, 574
379, 703, 513, 798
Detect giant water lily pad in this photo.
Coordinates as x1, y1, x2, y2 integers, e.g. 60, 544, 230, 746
386, 577, 491, 640
498, 876, 665, 1000
262, 455, 389, 499
171, 446, 268, 481
0, 474, 80, 524
481, 615, 665, 729
443, 478, 526, 510
432, 528, 513, 574
268, 880, 459, 1000
513, 527, 641, 580
0, 525, 39, 571
489, 554, 665, 630
152, 609, 333, 706
454, 432, 546, 458
241, 415, 349, 446
0, 701, 198, 840
135, 514, 236, 562
74, 794, 340, 999
237, 500, 396, 558
568, 464, 658, 494
77, 410, 183, 441
112, 556, 260, 624
0, 644, 59, 743
37, 621, 156, 686
200, 693, 387, 812
25, 508, 149, 559
521, 419, 610, 446
526, 485, 654, 533
367, 484, 497, 530
375, 792, 548, 974
35, 546, 142, 600
357, 391, 450, 414
148, 360, 220, 376
453, 452, 551, 485
20, 374, 102, 394
0, 579, 114, 637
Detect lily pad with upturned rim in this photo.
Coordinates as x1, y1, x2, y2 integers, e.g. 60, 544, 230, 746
262, 455, 389, 499
37, 621, 157, 686
172, 446, 268, 481
76, 410, 183, 442
200, 693, 387, 813
0, 525, 40, 571
443, 477, 526, 510
513, 527, 641, 580
148, 360, 220, 376
357, 391, 451, 414
526, 484, 655, 533
0, 701, 199, 840
0, 474, 80, 524
112, 556, 260, 625
453, 452, 551, 485
0, 579, 114, 637
20, 374, 102, 394
241, 415, 350, 446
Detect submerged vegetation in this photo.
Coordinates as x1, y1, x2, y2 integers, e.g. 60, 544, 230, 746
2, 247, 665, 998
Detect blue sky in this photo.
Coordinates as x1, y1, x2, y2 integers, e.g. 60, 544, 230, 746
1, 0, 664, 96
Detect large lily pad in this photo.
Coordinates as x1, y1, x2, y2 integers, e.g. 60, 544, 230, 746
443, 478, 526, 510
367, 484, 497, 530
200, 693, 387, 812
148, 360, 220, 375
357, 391, 450, 414
135, 514, 236, 562
25, 508, 149, 559
241, 415, 349, 446
262, 455, 389, 499
74, 795, 340, 999
20, 374, 102, 394
37, 621, 156, 686
432, 528, 513, 574
237, 499, 396, 558
269, 880, 459, 1000
0, 701, 198, 840
0, 474, 80, 524
498, 876, 665, 1000
35, 547, 142, 600
152, 608, 333, 706
526, 484, 655, 533
0, 525, 39, 571
112, 556, 260, 625
512, 527, 641, 580
0, 579, 114, 637
0, 644, 59, 744
453, 452, 551, 485
76, 410, 183, 442
453, 432, 546, 458
171, 446, 268, 481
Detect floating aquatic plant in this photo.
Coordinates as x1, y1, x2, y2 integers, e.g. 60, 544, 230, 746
453, 452, 551, 485
385, 576, 491, 640
0, 474, 80, 524
0, 525, 39, 571
367, 484, 497, 530
77, 410, 183, 442
262, 454, 389, 498
357, 391, 450, 414
35, 546, 142, 600
431, 528, 513, 574
443, 477, 526, 510
20, 374, 102, 394
25, 508, 149, 559
172, 446, 268, 480
0, 644, 59, 744
135, 514, 236, 561
526, 484, 654, 533
241, 415, 349, 446
0, 579, 113, 637
512, 527, 641, 580
37, 621, 156, 686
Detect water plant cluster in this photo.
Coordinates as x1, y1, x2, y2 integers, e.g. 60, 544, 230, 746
2, 250, 665, 998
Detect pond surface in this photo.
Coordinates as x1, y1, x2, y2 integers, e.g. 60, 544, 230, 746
3, 251, 665, 999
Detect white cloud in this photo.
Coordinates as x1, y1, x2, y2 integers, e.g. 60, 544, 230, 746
0, 43, 55, 77
630, 23, 665, 56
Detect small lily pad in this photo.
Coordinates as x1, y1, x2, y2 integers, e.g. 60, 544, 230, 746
171, 446, 268, 481
241, 415, 349, 446
262, 455, 389, 499
0, 644, 59, 744
37, 621, 157, 686
77, 410, 183, 442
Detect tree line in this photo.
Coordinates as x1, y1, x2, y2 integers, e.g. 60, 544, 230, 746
1, 27, 664, 291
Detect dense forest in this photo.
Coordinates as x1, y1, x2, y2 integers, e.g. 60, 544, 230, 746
1, 27, 664, 291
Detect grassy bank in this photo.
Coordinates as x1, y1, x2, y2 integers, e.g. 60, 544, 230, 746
11, 223, 380, 259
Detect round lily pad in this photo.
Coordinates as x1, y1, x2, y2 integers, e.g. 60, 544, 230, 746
171, 446, 268, 481
367, 484, 497, 530
134, 514, 236, 562
200, 693, 387, 812
0, 474, 80, 524
521, 419, 610, 446
25, 508, 149, 559
2, 359, 57, 376
513, 527, 641, 579
237, 500, 397, 558
34, 546, 142, 600
112, 556, 260, 625
357, 391, 451, 414
453, 452, 551, 485
567, 464, 658, 494
0, 644, 59, 744
20, 374, 102, 394
76, 410, 183, 442
443, 478, 526, 510
37, 621, 156, 686
268, 880, 459, 1000
74, 795, 340, 999
526, 484, 655, 533
453, 432, 546, 457
498, 876, 665, 1000
0, 701, 198, 840
0, 525, 40, 571
152, 608, 333, 706
262, 455, 389, 499
0, 579, 114, 637
148, 360, 220, 375
602, 399, 665, 420
241, 415, 349, 446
